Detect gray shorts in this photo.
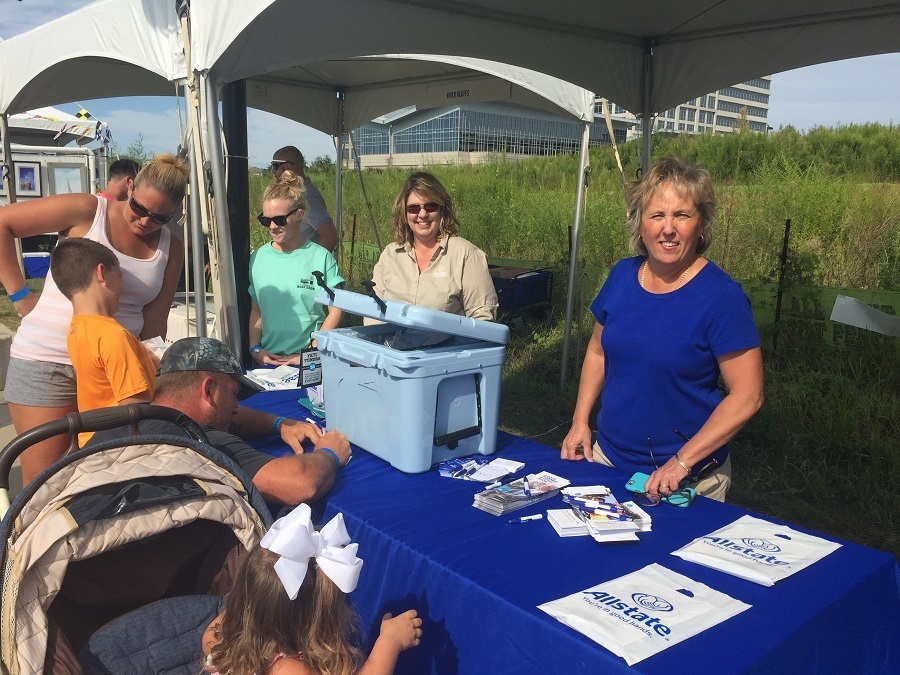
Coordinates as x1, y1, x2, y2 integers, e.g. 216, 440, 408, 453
4, 357, 77, 407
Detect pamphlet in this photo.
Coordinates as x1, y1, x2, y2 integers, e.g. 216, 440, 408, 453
473, 472, 570, 516
439, 457, 525, 482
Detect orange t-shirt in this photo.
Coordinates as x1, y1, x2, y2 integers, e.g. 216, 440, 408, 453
67, 315, 156, 444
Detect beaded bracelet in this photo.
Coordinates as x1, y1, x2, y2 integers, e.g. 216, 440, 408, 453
272, 416, 286, 434
318, 447, 341, 469
8, 286, 31, 303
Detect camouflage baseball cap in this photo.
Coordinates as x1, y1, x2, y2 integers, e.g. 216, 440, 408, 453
158, 337, 265, 400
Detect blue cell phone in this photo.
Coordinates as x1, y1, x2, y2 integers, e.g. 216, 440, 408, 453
626, 472, 695, 507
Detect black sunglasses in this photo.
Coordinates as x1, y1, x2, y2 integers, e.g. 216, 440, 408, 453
406, 202, 440, 215
270, 160, 293, 171
128, 195, 174, 225
257, 207, 300, 228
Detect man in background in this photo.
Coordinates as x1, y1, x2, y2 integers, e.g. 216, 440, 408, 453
97, 158, 140, 201
270, 146, 339, 252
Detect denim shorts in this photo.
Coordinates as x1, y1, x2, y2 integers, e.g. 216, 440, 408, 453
4, 358, 77, 407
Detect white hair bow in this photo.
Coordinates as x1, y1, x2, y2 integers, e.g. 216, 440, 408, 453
260, 503, 363, 597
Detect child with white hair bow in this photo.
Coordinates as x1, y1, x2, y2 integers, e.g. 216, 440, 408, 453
203, 504, 422, 675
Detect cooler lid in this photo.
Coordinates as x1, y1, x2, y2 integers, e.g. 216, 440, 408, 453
314, 288, 509, 345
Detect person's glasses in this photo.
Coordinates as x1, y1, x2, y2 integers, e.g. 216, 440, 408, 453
270, 160, 293, 172
128, 195, 174, 225
406, 202, 440, 215
257, 207, 300, 228
632, 435, 696, 507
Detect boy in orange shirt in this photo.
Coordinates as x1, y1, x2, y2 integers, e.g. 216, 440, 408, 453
51, 238, 156, 443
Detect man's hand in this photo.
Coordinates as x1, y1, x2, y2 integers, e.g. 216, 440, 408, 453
279, 418, 323, 453
314, 430, 351, 467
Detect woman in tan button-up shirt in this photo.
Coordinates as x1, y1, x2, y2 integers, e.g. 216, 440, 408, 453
371, 172, 498, 321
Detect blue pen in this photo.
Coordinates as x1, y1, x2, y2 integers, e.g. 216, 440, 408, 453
522, 476, 531, 497
508, 514, 543, 524
567, 501, 631, 521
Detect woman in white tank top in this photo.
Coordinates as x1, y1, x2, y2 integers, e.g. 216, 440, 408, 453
0, 154, 188, 483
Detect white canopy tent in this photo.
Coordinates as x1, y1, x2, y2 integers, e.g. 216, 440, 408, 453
8, 107, 108, 147
1, 0, 899, 378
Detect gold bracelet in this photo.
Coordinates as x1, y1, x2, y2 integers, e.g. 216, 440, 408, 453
674, 451, 692, 474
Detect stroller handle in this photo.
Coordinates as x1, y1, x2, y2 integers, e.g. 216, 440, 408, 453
0, 404, 209, 491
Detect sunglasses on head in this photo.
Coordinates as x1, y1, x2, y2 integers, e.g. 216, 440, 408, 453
406, 202, 440, 215
270, 160, 293, 171
128, 195, 174, 225
257, 207, 300, 228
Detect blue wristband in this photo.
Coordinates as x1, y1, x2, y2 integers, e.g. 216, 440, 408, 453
272, 416, 286, 434
318, 447, 341, 469
250, 344, 262, 355
8, 286, 30, 303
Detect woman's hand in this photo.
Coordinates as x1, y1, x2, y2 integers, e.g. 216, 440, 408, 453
379, 610, 423, 652
251, 348, 287, 367
646, 456, 690, 496
12, 291, 38, 318
561, 422, 594, 461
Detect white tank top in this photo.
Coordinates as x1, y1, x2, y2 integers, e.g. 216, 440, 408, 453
11, 196, 172, 365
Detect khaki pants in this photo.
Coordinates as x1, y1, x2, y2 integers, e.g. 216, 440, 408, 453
592, 441, 732, 502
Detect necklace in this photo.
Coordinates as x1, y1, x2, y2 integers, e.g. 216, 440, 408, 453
640, 258, 694, 291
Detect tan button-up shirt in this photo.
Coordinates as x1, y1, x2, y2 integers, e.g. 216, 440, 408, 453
371, 236, 498, 320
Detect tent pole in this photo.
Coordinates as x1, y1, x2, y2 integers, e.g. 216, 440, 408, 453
334, 90, 345, 247
559, 121, 591, 389
201, 74, 243, 357
641, 41, 653, 174
0, 114, 25, 277
222, 79, 252, 363
186, 112, 208, 337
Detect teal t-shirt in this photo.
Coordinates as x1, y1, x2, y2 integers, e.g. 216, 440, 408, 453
248, 241, 345, 355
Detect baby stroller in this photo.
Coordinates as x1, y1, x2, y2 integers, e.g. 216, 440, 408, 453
0, 405, 273, 675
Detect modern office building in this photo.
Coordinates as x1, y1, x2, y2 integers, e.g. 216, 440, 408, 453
348, 101, 634, 169
615, 76, 773, 139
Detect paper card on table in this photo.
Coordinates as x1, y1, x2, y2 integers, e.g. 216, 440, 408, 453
538, 563, 751, 666
671, 514, 842, 586
467, 457, 524, 482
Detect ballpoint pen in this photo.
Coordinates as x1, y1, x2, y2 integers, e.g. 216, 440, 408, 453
522, 476, 531, 497
508, 514, 543, 524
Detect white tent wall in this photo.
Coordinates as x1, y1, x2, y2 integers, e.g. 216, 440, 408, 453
0, 0, 185, 115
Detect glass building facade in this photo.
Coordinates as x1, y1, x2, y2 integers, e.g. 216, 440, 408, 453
351, 103, 628, 162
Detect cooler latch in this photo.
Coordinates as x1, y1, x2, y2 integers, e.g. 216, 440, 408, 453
434, 374, 482, 449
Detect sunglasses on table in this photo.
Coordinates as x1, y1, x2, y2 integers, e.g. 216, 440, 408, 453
257, 207, 300, 228
128, 196, 175, 225
405, 202, 440, 215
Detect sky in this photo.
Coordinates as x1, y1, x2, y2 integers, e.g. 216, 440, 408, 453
2, 1, 898, 166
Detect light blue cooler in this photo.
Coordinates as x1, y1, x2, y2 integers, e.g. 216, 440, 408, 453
311, 288, 509, 473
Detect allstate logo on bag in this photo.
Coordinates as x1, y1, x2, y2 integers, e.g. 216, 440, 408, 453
701, 536, 790, 566
581, 590, 673, 637
632, 593, 674, 612
742, 538, 782, 553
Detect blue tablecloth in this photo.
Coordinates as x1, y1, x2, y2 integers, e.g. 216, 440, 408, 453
245, 389, 900, 674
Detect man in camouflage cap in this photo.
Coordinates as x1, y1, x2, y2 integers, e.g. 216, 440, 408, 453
91, 337, 350, 506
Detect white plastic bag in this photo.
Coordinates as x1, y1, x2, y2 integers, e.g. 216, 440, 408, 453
672, 514, 841, 586
538, 563, 750, 665
247, 365, 300, 390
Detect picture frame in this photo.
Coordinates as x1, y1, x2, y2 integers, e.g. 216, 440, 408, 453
48, 163, 88, 195
15, 162, 41, 197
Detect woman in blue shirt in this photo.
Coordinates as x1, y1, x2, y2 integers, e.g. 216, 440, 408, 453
560, 157, 763, 501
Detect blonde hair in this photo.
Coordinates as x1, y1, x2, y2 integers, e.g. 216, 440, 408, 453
390, 172, 458, 247
208, 546, 363, 675
133, 153, 189, 203
625, 156, 716, 256
262, 170, 307, 213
